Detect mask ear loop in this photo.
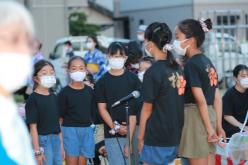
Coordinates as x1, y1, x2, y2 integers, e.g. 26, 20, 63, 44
181, 39, 190, 50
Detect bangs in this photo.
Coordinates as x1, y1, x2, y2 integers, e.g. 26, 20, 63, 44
108, 42, 127, 56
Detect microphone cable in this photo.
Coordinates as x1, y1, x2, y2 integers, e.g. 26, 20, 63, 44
109, 106, 127, 165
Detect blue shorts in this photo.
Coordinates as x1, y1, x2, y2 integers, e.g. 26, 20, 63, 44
140, 145, 178, 165
39, 134, 62, 165
105, 138, 127, 165
62, 126, 95, 158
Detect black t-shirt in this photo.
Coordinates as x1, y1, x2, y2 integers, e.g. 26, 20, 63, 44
95, 70, 141, 138
143, 60, 184, 147
184, 54, 217, 105
25, 92, 61, 135
222, 87, 248, 137
58, 85, 94, 127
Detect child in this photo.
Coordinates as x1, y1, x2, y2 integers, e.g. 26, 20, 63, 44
138, 22, 185, 165
138, 57, 153, 82
95, 42, 141, 165
175, 18, 225, 165
25, 60, 62, 165
58, 56, 95, 165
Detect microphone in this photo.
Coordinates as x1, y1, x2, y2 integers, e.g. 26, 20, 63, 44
111, 91, 140, 108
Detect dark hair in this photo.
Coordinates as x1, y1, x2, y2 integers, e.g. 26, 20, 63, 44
233, 64, 248, 78
34, 38, 42, 50
140, 56, 154, 65
87, 35, 99, 49
84, 73, 95, 85
33, 60, 54, 90
67, 56, 87, 69
178, 18, 212, 48
64, 40, 72, 46
127, 41, 143, 64
108, 42, 127, 56
145, 22, 177, 66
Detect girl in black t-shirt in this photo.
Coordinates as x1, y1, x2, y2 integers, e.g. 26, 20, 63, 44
95, 42, 141, 165
174, 19, 226, 165
58, 56, 95, 165
138, 22, 185, 165
25, 60, 62, 165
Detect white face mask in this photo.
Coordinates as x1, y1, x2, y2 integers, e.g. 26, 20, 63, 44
108, 58, 125, 70
131, 63, 140, 69
138, 71, 145, 82
144, 48, 153, 57
240, 77, 248, 89
137, 34, 144, 41
70, 71, 86, 82
86, 42, 94, 50
40, 75, 56, 88
172, 39, 189, 56
0, 53, 32, 93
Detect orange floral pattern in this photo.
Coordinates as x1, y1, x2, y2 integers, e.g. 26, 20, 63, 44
168, 72, 186, 95
206, 65, 218, 87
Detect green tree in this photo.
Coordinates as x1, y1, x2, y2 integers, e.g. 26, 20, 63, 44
69, 12, 100, 36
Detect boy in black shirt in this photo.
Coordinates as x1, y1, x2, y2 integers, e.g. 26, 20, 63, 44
223, 64, 248, 137
95, 42, 141, 165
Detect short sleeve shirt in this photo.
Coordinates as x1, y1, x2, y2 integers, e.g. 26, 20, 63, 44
184, 54, 218, 105
142, 60, 185, 147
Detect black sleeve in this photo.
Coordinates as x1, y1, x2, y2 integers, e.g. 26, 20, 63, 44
142, 69, 158, 103
91, 89, 104, 124
58, 89, 67, 118
184, 62, 202, 88
95, 77, 107, 103
130, 75, 142, 116
25, 95, 38, 124
222, 92, 233, 116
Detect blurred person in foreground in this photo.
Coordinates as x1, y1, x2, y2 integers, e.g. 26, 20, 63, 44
0, 1, 36, 164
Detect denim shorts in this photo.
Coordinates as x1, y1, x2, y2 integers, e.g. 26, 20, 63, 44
140, 145, 178, 165
105, 137, 127, 165
62, 126, 95, 158
39, 134, 62, 165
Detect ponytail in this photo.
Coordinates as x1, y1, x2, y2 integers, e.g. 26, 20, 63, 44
145, 22, 179, 67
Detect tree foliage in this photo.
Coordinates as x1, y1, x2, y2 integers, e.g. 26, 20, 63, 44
69, 12, 100, 36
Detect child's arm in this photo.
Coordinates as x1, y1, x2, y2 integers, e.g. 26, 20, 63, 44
213, 88, 226, 141
129, 115, 137, 142
98, 103, 114, 129
30, 124, 45, 164
30, 124, 40, 152
138, 102, 153, 153
124, 115, 136, 157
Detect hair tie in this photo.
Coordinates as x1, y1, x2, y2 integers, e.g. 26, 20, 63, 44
199, 18, 209, 33
162, 44, 173, 52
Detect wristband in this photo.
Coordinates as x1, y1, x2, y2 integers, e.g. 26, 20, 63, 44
109, 121, 121, 135
34, 147, 44, 157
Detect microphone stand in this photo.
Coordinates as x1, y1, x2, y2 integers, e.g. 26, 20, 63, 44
125, 101, 132, 165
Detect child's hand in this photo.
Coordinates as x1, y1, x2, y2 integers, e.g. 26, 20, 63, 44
138, 139, 144, 154
124, 143, 133, 157
207, 127, 219, 143
36, 154, 45, 165
118, 125, 127, 135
